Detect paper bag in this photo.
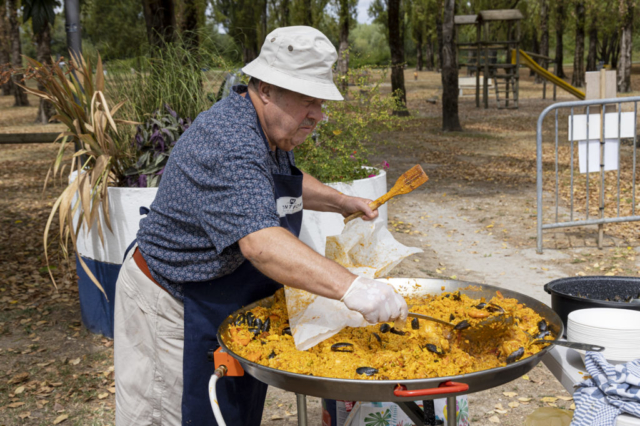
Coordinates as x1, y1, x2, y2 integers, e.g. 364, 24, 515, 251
285, 219, 422, 350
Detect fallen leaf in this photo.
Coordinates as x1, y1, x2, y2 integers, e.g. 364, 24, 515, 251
556, 396, 573, 401
14, 385, 24, 394
548, 403, 558, 407
508, 402, 520, 408
503, 391, 518, 398
570, 403, 576, 410
108, 387, 116, 394
8, 402, 25, 408
495, 403, 504, 410
496, 409, 509, 414
521, 375, 529, 380
541, 397, 558, 403
69, 358, 81, 366
53, 414, 68, 424
98, 392, 109, 400
18, 412, 30, 419
7, 372, 29, 384
488, 415, 500, 423
518, 397, 532, 402
271, 414, 283, 420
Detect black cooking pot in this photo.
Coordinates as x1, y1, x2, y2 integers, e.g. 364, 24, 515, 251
544, 276, 640, 334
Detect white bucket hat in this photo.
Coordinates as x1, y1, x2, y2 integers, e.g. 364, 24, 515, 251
242, 26, 344, 101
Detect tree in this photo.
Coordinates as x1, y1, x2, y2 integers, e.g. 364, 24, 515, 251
585, 17, 597, 71
0, 0, 12, 96
388, 0, 409, 115
435, 0, 443, 70
617, 0, 634, 92
441, 0, 460, 131
141, 0, 176, 49
333, 0, 356, 92
179, 0, 206, 53
8, 0, 28, 106
23, 0, 58, 123
213, 0, 263, 64
270, 0, 291, 27
537, 0, 549, 83
572, 0, 586, 88
553, 0, 567, 79
409, 0, 430, 71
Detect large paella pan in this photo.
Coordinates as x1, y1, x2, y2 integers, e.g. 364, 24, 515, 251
216, 278, 564, 402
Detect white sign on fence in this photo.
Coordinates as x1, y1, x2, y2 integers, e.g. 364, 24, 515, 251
578, 139, 620, 174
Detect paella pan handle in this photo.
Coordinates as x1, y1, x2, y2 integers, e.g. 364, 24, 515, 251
393, 380, 469, 397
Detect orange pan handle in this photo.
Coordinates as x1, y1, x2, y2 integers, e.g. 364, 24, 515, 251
393, 380, 469, 397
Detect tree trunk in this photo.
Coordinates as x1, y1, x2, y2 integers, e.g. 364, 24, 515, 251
425, 34, 434, 71
279, 0, 290, 26
610, 35, 620, 68
388, 0, 408, 116
141, 0, 176, 49
180, 0, 202, 53
8, 0, 28, 106
35, 23, 55, 123
600, 33, 610, 65
435, 0, 443, 71
337, 0, 349, 92
0, 0, 12, 96
530, 27, 539, 77
586, 21, 598, 71
537, 0, 549, 83
441, 0, 461, 131
617, 0, 633, 93
303, 0, 313, 26
555, 0, 567, 79
416, 37, 423, 71
572, 1, 585, 88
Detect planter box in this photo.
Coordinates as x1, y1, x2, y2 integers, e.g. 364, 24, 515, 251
299, 170, 388, 255
74, 186, 157, 338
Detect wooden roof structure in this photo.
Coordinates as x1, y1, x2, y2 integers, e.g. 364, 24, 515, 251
478, 9, 524, 21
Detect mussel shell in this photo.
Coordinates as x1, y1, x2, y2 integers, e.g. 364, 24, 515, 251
282, 327, 292, 336
268, 350, 277, 359
537, 320, 548, 332
452, 291, 462, 301
248, 327, 261, 337
449, 313, 455, 322
234, 313, 246, 326
379, 323, 391, 333
425, 343, 444, 355
475, 303, 487, 309
356, 367, 378, 376
535, 330, 550, 340
254, 318, 264, 331
331, 342, 354, 352
245, 312, 255, 327
262, 318, 271, 333
411, 318, 420, 330
390, 327, 406, 336
506, 347, 525, 364
371, 332, 382, 344
454, 320, 470, 330
487, 303, 505, 313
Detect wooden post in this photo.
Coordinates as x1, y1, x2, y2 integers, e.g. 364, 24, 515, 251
476, 20, 481, 108
483, 22, 489, 109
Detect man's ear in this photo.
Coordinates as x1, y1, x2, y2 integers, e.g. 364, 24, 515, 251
257, 81, 273, 104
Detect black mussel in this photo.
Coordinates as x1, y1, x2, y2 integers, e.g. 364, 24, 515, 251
371, 333, 382, 344
260, 340, 266, 345
487, 303, 505, 314
234, 313, 246, 326
454, 320, 470, 330
254, 318, 263, 331
282, 327, 292, 336
245, 312, 255, 327
356, 367, 378, 376
449, 313, 455, 322
537, 320, 548, 332
379, 323, 391, 333
268, 350, 277, 359
425, 343, 444, 355
390, 327, 406, 336
411, 318, 420, 330
475, 303, 487, 309
262, 318, 271, 333
535, 330, 550, 340
452, 291, 461, 301
331, 342, 354, 353
248, 327, 261, 337
506, 347, 525, 364
444, 294, 450, 298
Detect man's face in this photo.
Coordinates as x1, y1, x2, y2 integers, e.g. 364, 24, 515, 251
261, 84, 324, 151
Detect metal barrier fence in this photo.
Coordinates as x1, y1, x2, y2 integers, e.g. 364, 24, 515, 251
536, 96, 640, 253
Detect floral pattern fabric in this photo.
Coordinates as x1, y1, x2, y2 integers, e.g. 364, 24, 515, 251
136, 85, 294, 300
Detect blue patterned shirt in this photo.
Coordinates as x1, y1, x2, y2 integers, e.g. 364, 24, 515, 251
136, 85, 295, 300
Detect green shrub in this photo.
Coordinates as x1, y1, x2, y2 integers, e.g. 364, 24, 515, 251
295, 67, 400, 183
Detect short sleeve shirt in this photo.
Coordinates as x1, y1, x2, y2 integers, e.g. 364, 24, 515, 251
136, 85, 295, 300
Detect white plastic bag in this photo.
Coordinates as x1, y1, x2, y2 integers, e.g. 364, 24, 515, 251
285, 219, 422, 350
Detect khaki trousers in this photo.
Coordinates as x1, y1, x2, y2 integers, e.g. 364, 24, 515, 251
114, 246, 184, 425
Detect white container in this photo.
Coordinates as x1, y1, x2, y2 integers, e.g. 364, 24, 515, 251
299, 169, 388, 255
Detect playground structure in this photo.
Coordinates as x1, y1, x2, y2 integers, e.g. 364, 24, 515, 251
455, 10, 585, 109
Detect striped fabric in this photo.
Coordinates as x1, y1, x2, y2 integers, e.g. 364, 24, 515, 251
572, 352, 640, 426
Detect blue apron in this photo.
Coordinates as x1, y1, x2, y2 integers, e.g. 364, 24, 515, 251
181, 100, 304, 425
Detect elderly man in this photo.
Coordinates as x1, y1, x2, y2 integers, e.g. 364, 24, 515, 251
114, 26, 408, 426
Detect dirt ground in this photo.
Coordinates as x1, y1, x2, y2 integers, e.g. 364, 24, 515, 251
2, 67, 639, 425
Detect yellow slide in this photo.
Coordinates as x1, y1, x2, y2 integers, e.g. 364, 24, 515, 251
513, 50, 585, 100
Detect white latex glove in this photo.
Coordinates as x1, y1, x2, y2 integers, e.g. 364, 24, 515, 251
340, 276, 408, 324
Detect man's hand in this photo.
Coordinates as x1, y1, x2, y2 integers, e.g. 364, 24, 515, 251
341, 276, 408, 324
338, 195, 379, 221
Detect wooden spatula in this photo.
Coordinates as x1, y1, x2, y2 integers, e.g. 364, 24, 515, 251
343, 164, 429, 224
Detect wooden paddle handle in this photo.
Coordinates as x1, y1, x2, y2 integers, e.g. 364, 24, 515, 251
343, 192, 395, 224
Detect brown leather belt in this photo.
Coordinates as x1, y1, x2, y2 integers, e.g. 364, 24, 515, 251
133, 247, 169, 294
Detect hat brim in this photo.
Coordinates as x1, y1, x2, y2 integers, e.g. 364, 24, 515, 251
242, 61, 344, 101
